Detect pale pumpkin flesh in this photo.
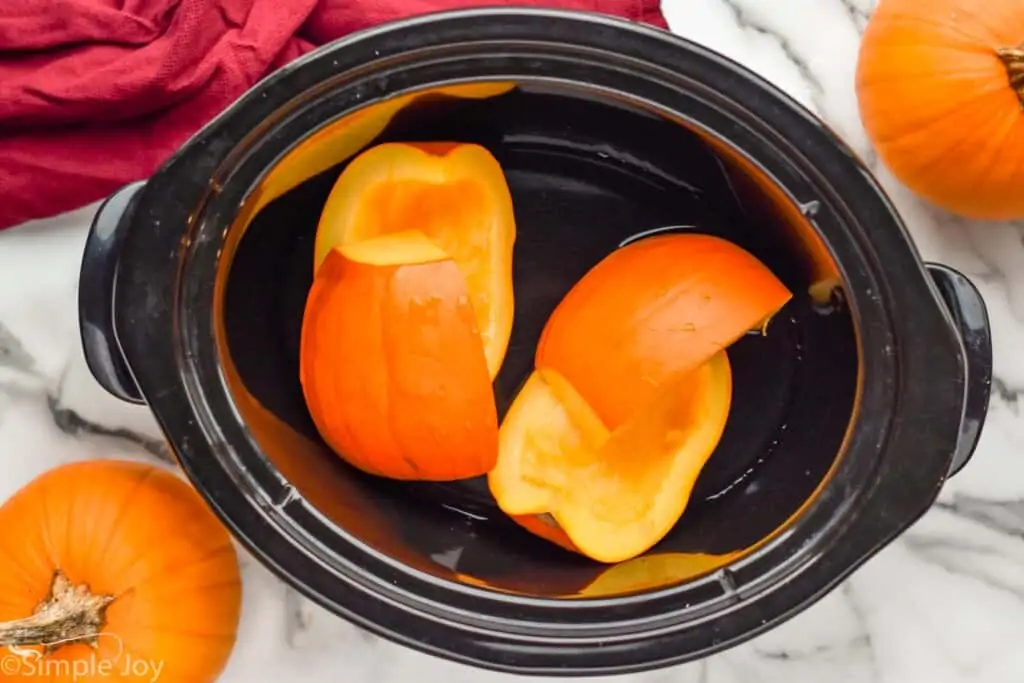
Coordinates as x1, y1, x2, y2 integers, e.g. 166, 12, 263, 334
313, 142, 516, 379
490, 353, 733, 564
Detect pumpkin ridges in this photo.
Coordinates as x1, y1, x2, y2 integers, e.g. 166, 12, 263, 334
114, 542, 238, 596
116, 580, 241, 636
872, 92, 1023, 213
80, 465, 161, 588
0, 495, 52, 602
381, 254, 499, 479
963, 98, 1024, 193
40, 463, 146, 595
302, 240, 499, 481
315, 274, 391, 481
873, 88, 1010, 166
74, 466, 181, 597
300, 254, 409, 478
92, 478, 238, 594
855, 40, 1007, 141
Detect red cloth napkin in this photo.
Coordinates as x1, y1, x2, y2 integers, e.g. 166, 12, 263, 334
0, 0, 666, 231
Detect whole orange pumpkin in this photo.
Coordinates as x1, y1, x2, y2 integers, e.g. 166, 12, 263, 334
0, 460, 241, 683
856, 0, 1024, 219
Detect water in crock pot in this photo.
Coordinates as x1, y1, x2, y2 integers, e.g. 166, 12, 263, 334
220, 82, 858, 597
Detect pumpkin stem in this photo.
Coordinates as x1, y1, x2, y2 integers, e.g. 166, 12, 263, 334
0, 570, 115, 652
997, 45, 1024, 106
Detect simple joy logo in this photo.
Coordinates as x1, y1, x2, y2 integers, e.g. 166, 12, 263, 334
0, 633, 164, 681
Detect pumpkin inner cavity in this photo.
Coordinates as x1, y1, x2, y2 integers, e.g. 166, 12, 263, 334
997, 45, 1024, 106
0, 570, 115, 652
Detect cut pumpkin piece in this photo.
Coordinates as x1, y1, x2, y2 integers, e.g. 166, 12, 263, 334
536, 233, 791, 429
489, 353, 732, 564
300, 230, 498, 481
492, 368, 610, 515
314, 142, 516, 379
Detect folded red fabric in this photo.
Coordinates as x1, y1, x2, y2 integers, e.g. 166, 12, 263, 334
0, 0, 666, 231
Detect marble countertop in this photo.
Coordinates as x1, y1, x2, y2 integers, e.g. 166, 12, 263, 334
3, 0, 1024, 681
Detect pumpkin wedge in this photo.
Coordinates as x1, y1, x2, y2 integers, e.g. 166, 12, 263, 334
490, 355, 732, 564
314, 142, 516, 378
492, 233, 790, 562
300, 230, 498, 481
536, 233, 792, 429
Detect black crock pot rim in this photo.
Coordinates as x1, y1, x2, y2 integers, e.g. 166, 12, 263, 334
110, 8, 967, 675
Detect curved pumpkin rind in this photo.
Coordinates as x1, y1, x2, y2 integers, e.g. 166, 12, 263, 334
536, 233, 790, 429
491, 353, 733, 564
0, 460, 241, 683
313, 142, 517, 379
300, 236, 499, 481
855, 0, 1024, 220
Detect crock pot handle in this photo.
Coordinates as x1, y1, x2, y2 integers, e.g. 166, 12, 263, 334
925, 263, 992, 477
78, 181, 147, 405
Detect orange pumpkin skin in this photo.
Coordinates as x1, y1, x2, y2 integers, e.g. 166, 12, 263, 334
0, 460, 240, 683
490, 354, 733, 564
536, 234, 791, 429
856, 0, 1024, 220
314, 141, 517, 379
300, 234, 499, 481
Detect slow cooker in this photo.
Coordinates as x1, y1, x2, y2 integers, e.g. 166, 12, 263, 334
78, 8, 992, 676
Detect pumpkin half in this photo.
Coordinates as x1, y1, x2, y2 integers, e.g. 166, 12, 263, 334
491, 355, 732, 564
491, 233, 790, 562
0, 460, 240, 683
300, 230, 499, 481
856, 0, 1024, 219
314, 141, 517, 378
536, 233, 792, 429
